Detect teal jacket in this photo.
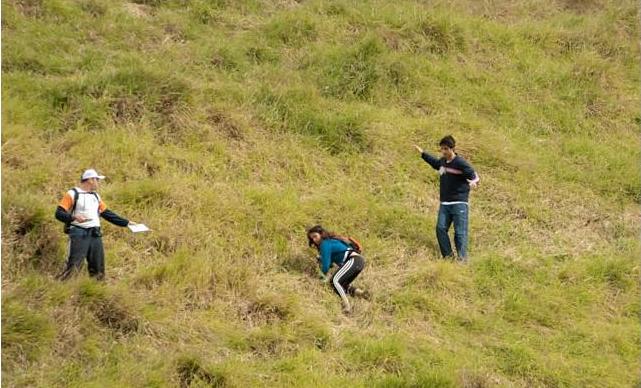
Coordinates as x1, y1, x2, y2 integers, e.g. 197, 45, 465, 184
319, 238, 351, 275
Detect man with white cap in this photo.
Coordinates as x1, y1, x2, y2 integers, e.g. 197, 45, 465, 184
54, 169, 136, 280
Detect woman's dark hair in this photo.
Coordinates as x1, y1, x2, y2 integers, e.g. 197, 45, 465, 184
307, 225, 339, 250
439, 135, 456, 149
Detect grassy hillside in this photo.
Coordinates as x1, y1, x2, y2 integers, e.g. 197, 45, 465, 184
2, 0, 640, 386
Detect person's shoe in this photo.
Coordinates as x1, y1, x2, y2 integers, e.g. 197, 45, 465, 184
56, 267, 76, 281
342, 303, 352, 315
353, 288, 371, 300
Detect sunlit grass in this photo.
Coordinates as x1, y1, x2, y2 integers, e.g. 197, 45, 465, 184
2, 0, 639, 386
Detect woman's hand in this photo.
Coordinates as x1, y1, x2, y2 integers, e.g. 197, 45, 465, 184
413, 144, 424, 154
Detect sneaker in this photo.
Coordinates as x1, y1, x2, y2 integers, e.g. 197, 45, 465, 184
456, 256, 469, 265
353, 288, 371, 300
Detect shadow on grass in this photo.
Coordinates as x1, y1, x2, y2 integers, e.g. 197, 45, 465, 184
279, 253, 318, 278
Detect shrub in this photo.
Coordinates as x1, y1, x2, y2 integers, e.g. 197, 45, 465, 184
381, 13, 465, 55
80, 0, 107, 18
263, 13, 317, 47
237, 292, 294, 327
97, 67, 191, 127
175, 355, 226, 388
255, 87, 369, 154
2, 300, 55, 368
209, 46, 246, 72
9, 0, 45, 18
587, 256, 634, 291
1, 195, 61, 277
77, 281, 141, 336
410, 16, 465, 54
44, 66, 192, 132
110, 179, 172, 209
348, 336, 408, 373
317, 37, 384, 100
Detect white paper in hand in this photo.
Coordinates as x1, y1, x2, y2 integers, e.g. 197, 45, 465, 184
128, 224, 150, 233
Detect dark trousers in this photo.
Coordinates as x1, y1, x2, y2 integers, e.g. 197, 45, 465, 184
436, 203, 469, 261
57, 227, 105, 280
332, 254, 365, 300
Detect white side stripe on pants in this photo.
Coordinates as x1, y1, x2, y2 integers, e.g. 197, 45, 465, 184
333, 258, 354, 302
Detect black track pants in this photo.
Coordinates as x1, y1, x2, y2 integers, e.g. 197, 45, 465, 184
332, 254, 365, 300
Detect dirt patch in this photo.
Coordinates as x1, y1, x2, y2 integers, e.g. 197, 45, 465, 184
11, 0, 44, 18
163, 24, 187, 43
176, 356, 225, 388
91, 298, 139, 335
110, 96, 145, 124
77, 285, 141, 337
279, 254, 317, 277
207, 110, 244, 141
124, 2, 150, 18
560, 0, 600, 13
238, 298, 290, 327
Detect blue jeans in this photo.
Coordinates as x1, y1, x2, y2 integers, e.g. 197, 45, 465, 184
436, 203, 469, 261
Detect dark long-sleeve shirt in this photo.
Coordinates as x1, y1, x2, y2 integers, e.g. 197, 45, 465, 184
55, 206, 74, 224
421, 152, 477, 203
100, 209, 129, 227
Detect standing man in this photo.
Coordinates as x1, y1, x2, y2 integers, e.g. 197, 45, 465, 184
54, 169, 136, 280
414, 135, 479, 263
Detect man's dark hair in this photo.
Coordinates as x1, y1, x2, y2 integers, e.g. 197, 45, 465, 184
439, 135, 456, 149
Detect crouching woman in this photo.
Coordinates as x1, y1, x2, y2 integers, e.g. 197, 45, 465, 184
307, 225, 368, 314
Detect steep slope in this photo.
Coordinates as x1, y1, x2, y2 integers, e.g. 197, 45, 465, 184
2, 0, 639, 386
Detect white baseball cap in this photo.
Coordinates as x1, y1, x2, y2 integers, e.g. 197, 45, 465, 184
81, 169, 106, 181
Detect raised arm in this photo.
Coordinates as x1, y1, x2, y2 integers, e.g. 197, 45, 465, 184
414, 144, 440, 171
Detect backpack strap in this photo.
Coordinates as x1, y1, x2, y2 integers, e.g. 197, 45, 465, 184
337, 236, 362, 254
92, 192, 100, 217
69, 188, 79, 216
68, 189, 101, 219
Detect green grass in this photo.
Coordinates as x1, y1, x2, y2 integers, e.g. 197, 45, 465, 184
2, 0, 639, 386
